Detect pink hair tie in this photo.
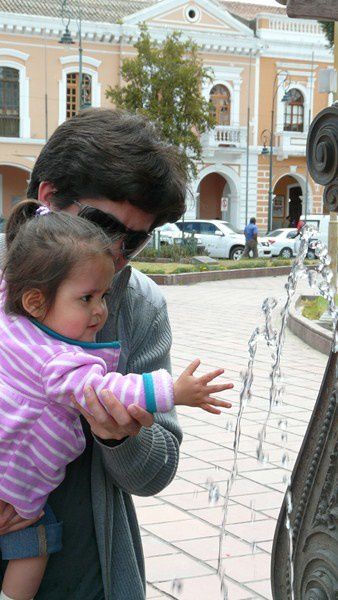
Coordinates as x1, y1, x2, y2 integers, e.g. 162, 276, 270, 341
35, 206, 51, 216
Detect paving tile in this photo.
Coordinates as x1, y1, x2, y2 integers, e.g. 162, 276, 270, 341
136, 503, 188, 525
246, 579, 273, 599
161, 490, 222, 510
146, 552, 212, 583
142, 534, 179, 558
190, 503, 266, 526
224, 519, 277, 544
158, 574, 254, 600
175, 534, 254, 561
143, 518, 219, 542
215, 552, 271, 582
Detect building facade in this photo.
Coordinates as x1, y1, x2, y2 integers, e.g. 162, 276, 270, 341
0, 0, 333, 231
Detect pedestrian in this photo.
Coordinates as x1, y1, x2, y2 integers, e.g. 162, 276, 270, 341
0, 108, 233, 600
242, 217, 258, 258
0, 201, 232, 600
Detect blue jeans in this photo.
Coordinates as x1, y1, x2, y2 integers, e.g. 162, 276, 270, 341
0, 504, 62, 560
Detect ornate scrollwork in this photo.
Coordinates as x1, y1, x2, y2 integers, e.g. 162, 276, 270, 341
307, 104, 338, 212
313, 443, 338, 531
302, 565, 337, 600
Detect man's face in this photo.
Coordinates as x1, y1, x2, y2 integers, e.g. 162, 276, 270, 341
63, 198, 155, 272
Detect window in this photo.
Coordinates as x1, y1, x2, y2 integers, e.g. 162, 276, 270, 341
0, 67, 19, 137
199, 223, 217, 235
209, 85, 231, 126
283, 89, 304, 132
182, 222, 201, 234
66, 72, 92, 118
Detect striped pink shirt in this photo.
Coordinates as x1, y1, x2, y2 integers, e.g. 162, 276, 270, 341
0, 291, 174, 519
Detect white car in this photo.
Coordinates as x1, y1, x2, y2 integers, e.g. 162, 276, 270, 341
152, 222, 204, 251
176, 219, 271, 260
260, 228, 299, 258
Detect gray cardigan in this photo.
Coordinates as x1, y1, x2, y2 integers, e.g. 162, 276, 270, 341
0, 234, 182, 599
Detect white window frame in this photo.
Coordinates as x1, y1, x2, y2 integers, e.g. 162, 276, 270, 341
276, 81, 310, 135
203, 67, 242, 129
59, 59, 101, 124
0, 59, 30, 139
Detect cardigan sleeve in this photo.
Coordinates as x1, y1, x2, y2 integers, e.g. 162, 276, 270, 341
95, 297, 183, 497
41, 351, 174, 414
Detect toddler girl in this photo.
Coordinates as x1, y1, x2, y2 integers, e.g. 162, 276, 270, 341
0, 200, 232, 600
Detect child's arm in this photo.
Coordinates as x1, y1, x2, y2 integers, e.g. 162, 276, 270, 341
42, 351, 232, 416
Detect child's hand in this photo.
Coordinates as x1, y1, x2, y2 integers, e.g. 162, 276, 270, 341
174, 359, 233, 414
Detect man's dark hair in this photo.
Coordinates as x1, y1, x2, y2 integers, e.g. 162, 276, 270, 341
27, 109, 187, 226
250, 217, 256, 224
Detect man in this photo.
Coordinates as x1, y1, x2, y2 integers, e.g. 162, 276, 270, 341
242, 217, 258, 258
0, 108, 187, 599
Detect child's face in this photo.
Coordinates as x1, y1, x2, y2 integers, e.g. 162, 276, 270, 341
41, 254, 115, 342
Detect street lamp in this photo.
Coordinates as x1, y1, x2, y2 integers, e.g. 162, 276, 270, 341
59, 0, 85, 112
261, 71, 290, 232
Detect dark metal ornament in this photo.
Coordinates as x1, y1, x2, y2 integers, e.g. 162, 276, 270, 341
307, 104, 338, 212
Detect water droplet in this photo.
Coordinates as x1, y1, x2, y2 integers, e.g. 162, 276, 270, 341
281, 453, 289, 467
251, 541, 257, 553
283, 473, 291, 485
208, 482, 220, 505
171, 578, 183, 594
256, 445, 269, 463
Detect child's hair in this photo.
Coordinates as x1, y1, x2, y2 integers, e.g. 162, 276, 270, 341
4, 200, 113, 317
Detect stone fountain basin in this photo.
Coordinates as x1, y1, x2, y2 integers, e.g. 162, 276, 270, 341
288, 295, 334, 355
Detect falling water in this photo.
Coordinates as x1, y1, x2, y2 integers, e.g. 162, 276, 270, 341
217, 226, 337, 599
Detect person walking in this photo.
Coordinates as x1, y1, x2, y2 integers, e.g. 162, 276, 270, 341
242, 217, 258, 258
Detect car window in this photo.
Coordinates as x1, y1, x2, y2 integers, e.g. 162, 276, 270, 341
267, 230, 283, 237
182, 222, 201, 234
287, 231, 298, 239
199, 223, 217, 235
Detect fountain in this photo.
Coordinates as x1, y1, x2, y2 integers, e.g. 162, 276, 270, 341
271, 105, 338, 599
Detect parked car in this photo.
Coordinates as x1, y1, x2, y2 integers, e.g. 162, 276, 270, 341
152, 222, 204, 251
260, 228, 300, 258
175, 219, 271, 260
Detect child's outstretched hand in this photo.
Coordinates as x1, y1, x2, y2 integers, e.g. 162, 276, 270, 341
173, 359, 233, 414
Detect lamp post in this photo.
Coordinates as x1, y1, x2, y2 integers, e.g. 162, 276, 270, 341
59, 0, 84, 112
261, 71, 290, 232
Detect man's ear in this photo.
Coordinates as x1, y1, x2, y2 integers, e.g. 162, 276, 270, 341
38, 181, 57, 207
22, 289, 46, 318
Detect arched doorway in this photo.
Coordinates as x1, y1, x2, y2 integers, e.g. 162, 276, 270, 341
272, 175, 306, 229
0, 165, 30, 218
198, 172, 229, 220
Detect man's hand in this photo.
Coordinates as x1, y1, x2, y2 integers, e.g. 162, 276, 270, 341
0, 500, 42, 535
72, 386, 154, 441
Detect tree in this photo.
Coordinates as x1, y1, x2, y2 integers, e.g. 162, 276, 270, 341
106, 26, 214, 177
319, 21, 334, 47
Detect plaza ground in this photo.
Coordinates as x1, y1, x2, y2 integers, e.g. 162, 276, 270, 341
133, 275, 328, 600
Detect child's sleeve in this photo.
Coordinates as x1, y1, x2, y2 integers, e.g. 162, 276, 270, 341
41, 351, 174, 414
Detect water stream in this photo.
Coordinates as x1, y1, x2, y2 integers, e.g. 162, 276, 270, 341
216, 226, 337, 599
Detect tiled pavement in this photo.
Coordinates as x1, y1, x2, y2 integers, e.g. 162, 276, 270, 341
133, 276, 329, 599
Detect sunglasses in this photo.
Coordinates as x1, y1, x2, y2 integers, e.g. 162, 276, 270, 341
74, 201, 152, 260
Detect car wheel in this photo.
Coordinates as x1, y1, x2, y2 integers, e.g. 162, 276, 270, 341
279, 247, 293, 259
230, 246, 244, 260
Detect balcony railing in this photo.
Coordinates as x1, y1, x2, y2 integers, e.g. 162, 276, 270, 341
267, 16, 322, 35
204, 125, 245, 149
0, 115, 20, 138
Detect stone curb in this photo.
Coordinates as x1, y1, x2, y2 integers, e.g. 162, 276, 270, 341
146, 265, 292, 286
287, 297, 333, 356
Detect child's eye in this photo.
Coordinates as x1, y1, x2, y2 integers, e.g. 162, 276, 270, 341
81, 295, 91, 303
102, 291, 110, 300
